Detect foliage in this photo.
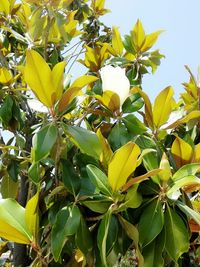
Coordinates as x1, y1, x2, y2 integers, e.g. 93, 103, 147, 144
0, 0, 199, 266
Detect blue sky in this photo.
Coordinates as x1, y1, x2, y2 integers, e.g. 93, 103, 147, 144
101, 0, 200, 100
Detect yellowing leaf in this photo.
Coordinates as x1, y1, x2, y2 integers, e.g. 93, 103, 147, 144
171, 137, 193, 168
112, 26, 123, 56
153, 86, 174, 128
158, 153, 172, 181
91, 0, 110, 16
24, 50, 65, 108
58, 75, 98, 113
193, 143, 200, 162
132, 19, 146, 51
141, 30, 163, 52
97, 129, 113, 168
0, 67, 13, 84
0, 0, 10, 15
96, 91, 120, 112
25, 191, 39, 244
108, 142, 141, 191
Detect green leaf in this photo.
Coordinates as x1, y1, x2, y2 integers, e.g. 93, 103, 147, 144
0, 199, 32, 244
97, 210, 112, 267
86, 164, 112, 196
164, 206, 189, 262
75, 216, 93, 257
63, 125, 102, 159
82, 197, 112, 214
61, 159, 81, 196
167, 175, 200, 200
176, 201, 200, 226
172, 163, 200, 181
138, 199, 164, 247
123, 114, 147, 135
124, 184, 142, 209
51, 205, 81, 262
106, 215, 118, 255
32, 124, 57, 162
0, 95, 13, 126
143, 231, 165, 267
118, 216, 144, 267
7, 159, 19, 182
1, 176, 19, 199
28, 163, 40, 184
122, 93, 144, 113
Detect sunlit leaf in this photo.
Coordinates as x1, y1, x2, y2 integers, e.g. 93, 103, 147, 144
132, 19, 146, 51
176, 201, 200, 226
141, 30, 163, 52
1, 175, 19, 199
108, 142, 141, 191
0, 67, 13, 84
112, 26, 123, 56
97, 129, 113, 168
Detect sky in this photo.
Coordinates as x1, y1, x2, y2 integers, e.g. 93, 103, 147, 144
101, 0, 200, 100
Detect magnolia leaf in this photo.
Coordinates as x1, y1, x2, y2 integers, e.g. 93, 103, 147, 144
176, 201, 200, 226
153, 86, 174, 128
0, 0, 10, 15
108, 142, 141, 191
97, 129, 113, 168
0, 199, 32, 244
52, 61, 66, 102
25, 191, 39, 243
132, 19, 146, 50
171, 137, 193, 168
164, 206, 189, 262
1, 175, 19, 199
96, 91, 120, 112
138, 199, 164, 247
172, 163, 200, 181
112, 26, 123, 56
58, 75, 98, 112
0, 67, 13, 84
141, 30, 163, 52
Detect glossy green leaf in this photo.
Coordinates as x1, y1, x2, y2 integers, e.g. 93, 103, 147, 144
7, 159, 19, 182
138, 199, 164, 246
167, 175, 200, 200
123, 114, 147, 135
32, 124, 57, 162
176, 201, 200, 226
164, 206, 189, 262
0, 95, 13, 126
86, 164, 112, 196
82, 197, 112, 214
28, 162, 40, 184
143, 231, 165, 267
62, 159, 81, 196
51, 205, 81, 261
0, 199, 32, 244
97, 210, 112, 267
63, 125, 102, 159
75, 216, 93, 257
106, 215, 118, 255
118, 184, 142, 211
172, 163, 200, 181
1, 176, 18, 199
122, 92, 144, 113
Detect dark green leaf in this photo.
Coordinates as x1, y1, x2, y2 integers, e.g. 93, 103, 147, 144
51, 205, 81, 261
138, 199, 164, 247
7, 159, 19, 182
164, 206, 189, 262
32, 124, 58, 162
86, 164, 112, 196
123, 114, 147, 135
0, 95, 13, 126
122, 93, 144, 113
106, 215, 118, 256
61, 159, 81, 196
82, 197, 112, 213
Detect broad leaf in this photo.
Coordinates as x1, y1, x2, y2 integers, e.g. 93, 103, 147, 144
153, 86, 174, 128
123, 114, 147, 135
132, 19, 146, 50
112, 26, 123, 56
63, 124, 102, 159
141, 30, 163, 52
86, 164, 112, 196
108, 142, 141, 191
176, 201, 200, 226
172, 163, 200, 181
138, 199, 164, 246
51, 205, 81, 261
32, 124, 57, 162
164, 206, 189, 262
0, 199, 32, 244
1, 176, 19, 199
97, 129, 113, 168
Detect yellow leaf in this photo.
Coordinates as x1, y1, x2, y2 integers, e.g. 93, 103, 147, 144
0, 0, 10, 15
97, 128, 113, 168
153, 86, 174, 128
158, 153, 172, 181
108, 142, 141, 191
171, 137, 193, 168
24, 50, 53, 107
58, 75, 98, 113
132, 19, 146, 51
135, 87, 154, 129
112, 26, 123, 56
0, 220, 30, 244
24, 50, 65, 108
0, 67, 13, 84
141, 30, 163, 52
25, 191, 39, 243
193, 143, 200, 162
96, 91, 120, 112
